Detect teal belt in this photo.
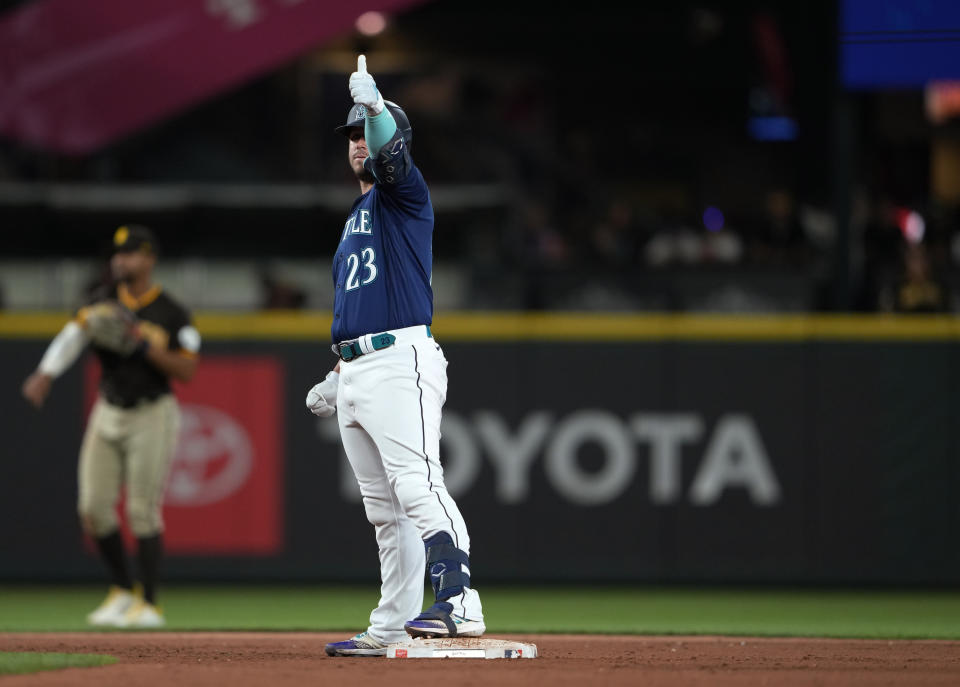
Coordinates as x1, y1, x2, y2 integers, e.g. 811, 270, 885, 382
334, 326, 432, 362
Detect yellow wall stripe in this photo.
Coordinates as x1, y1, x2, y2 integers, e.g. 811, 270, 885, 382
1, 311, 959, 341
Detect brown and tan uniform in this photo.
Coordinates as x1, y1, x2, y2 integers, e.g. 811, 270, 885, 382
76, 283, 200, 538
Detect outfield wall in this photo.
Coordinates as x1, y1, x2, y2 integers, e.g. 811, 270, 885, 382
1, 312, 958, 584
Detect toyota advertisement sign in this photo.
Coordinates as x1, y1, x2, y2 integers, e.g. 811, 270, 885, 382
81, 356, 284, 555
165, 358, 284, 554
1, 336, 958, 584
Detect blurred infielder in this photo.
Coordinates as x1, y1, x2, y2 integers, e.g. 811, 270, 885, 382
21, 225, 200, 628
308, 56, 485, 657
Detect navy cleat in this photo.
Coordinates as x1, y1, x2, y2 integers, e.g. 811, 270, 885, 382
324, 631, 388, 657
404, 601, 486, 639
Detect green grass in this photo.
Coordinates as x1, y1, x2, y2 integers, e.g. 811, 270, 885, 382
1, 586, 960, 639
0, 652, 117, 675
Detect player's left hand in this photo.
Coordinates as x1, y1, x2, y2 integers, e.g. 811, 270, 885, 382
306, 370, 339, 417
84, 300, 141, 356
349, 54, 384, 116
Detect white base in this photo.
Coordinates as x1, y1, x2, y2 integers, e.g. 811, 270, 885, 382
386, 638, 537, 659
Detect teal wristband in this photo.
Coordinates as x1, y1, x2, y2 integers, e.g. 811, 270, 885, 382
364, 107, 398, 157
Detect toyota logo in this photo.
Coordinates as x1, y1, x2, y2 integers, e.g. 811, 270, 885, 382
167, 404, 253, 506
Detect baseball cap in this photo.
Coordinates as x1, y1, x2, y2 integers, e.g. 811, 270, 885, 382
113, 224, 157, 255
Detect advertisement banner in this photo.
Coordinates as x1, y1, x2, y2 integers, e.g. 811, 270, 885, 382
0, 0, 424, 153
83, 355, 285, 555
2, 332, 957, 584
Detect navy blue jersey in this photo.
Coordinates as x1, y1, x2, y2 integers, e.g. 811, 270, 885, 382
331, 131, 434, 342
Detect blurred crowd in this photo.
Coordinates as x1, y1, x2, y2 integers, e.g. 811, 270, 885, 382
1, 1, 958, 313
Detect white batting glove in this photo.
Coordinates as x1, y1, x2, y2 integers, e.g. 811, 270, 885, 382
306, 370, 339, 417
349, 54, 384, 115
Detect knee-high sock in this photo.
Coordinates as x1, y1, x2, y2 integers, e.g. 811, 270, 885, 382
136, 535, 163, 604
95, 530, 133, 591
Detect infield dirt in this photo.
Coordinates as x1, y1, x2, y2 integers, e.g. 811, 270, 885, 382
3, 632, 960, 686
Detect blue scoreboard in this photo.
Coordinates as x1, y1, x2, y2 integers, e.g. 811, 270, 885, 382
842, 0, 960, 89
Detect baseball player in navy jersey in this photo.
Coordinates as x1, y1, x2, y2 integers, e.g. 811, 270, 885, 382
307, 56, 485, 657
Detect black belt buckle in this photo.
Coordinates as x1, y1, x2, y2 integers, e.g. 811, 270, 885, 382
338, 341, 362, 362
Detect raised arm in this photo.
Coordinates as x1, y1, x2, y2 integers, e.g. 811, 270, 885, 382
349, 54, 398, 158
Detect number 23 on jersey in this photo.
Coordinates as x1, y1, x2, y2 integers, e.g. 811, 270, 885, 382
345, 247, 378, 291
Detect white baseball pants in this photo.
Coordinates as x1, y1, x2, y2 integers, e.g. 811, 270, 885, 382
336, 325, 483, 644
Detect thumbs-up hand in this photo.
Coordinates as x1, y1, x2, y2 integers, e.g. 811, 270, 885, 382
349, 54, 384, 115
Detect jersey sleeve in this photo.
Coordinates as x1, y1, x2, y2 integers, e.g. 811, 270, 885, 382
170, 313, 201, 358
364, 130, 429, 211
170, 307, 201, 358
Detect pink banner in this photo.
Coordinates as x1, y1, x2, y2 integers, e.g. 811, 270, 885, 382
0, 0, 424, 154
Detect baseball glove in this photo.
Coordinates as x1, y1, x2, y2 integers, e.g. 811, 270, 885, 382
82, 301, 141, 355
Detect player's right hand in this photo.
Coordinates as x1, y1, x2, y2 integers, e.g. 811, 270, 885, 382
22, 371, 53, 409
349, 54, 384, 115
306, 370, 339, 417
